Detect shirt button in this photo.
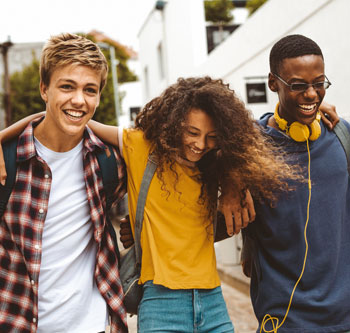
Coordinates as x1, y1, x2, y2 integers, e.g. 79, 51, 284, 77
34, 245, 40, 250
33, 318, 37, 323
39, 208, 44, 214
31, 280, 35, 285
44, 174, 49, 179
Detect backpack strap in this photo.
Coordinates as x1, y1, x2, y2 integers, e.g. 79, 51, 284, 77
333, 120, 350, 175
96, 145, 120, 211
134, 155, 157, 266
0, 141, 120, 216
95, 144, 122, 258
133, 153, 224, 265
0, 139, 18, 218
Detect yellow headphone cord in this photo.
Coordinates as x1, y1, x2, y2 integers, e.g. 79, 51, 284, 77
260, 139, 312, 333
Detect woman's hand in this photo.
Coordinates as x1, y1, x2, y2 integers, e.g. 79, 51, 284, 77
319, 101, 339, 130
218, 188, 256, 236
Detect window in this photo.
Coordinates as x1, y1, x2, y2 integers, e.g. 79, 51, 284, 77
157, 42, 165, 79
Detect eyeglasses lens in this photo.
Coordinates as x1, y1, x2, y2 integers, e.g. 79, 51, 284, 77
291, 81, 330, 92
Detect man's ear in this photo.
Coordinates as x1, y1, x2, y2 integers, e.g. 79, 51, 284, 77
40, 81, 48, 103
268, 72, 278, 92
96, 93, 101, 108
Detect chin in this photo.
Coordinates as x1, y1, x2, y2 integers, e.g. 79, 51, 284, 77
300, 116, 317, 126
186, 155, 201, 163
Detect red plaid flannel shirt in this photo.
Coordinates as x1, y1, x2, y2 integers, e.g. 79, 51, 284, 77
0, 119, 128, 332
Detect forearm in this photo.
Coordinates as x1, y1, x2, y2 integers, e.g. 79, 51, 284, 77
0, 111, 45, 143
88, 120, 119, 147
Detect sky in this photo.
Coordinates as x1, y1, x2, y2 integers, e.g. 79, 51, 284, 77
0, 0, 156, 51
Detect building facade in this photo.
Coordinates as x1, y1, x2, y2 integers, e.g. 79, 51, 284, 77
138, 0, 350, 265
139, 0, 350, 120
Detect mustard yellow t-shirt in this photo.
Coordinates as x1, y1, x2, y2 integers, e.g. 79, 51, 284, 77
122, 128, 220, 289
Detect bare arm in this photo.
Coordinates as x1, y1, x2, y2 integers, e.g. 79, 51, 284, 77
87, 120, 120, 147
0, 111, 45, 185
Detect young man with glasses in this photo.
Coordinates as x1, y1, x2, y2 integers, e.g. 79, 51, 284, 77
244, 34, 350, 332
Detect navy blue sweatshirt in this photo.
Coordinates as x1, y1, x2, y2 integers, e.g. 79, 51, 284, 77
247, 113, 350, 332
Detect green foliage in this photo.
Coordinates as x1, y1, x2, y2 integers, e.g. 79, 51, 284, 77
246, 0, 268, 16
9, 55, 45, 124
204, 0, 234, 24
9, 35, 138, 126
85, 33, 138, 126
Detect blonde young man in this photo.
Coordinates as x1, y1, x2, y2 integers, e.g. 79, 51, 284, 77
0, 34, 127, 333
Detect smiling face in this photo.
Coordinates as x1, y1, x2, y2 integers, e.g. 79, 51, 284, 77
181, 108, 217, 164
269, 54, 326, 126
38, 64, 101, 150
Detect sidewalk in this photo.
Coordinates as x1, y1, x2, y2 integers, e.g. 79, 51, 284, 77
217, 262, 250, 295
218, 263, 258, 333
126, 264, 257, 333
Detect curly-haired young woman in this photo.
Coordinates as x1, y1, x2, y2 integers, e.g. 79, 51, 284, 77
87, 76, 302, 332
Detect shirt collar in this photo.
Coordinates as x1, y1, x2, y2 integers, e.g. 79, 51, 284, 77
17, 116, 108, 162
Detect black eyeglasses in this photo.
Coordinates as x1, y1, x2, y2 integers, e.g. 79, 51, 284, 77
272, 73, 332, 92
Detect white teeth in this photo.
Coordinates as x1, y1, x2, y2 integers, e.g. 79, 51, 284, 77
190, 147, 202, 154
65, 110, 84, 118
299, 104, 316, 112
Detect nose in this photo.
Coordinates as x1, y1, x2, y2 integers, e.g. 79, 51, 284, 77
71, 90, 85, 106
304, 85, 318, 99
194, 136, 207, 150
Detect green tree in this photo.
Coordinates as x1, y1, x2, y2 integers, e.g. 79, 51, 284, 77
246, 0, 268, 16
204, 0, 234, 48
9, 55, 45, 124
9, 35, 137, 126
204, 0, 234, 24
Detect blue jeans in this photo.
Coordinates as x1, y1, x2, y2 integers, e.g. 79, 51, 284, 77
137, 281, 234, 333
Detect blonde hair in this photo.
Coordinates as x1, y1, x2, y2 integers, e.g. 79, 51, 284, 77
40, 33, 108, 91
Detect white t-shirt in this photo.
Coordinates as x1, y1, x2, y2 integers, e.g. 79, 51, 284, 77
35, 138, 108, 333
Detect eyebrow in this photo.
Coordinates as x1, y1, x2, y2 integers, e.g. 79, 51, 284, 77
58, 78, 99, 87
290, 74, 325, 82
187, 125, 217, 134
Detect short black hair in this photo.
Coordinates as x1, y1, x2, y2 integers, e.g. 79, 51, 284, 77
269, 34, 323, 74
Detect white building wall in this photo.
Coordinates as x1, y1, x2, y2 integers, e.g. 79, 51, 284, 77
194, 0, 350, 120
139, 0, 350, 119
138, 0, 207, 103
119, 80, 142, 127
163, 0, 208, 82
138, 10, 166, 102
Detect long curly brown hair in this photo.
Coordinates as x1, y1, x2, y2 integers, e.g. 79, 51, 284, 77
135, 76, 300, 219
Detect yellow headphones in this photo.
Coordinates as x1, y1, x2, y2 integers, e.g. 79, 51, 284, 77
262, 104, 316, 332
274, 103, 321, 142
